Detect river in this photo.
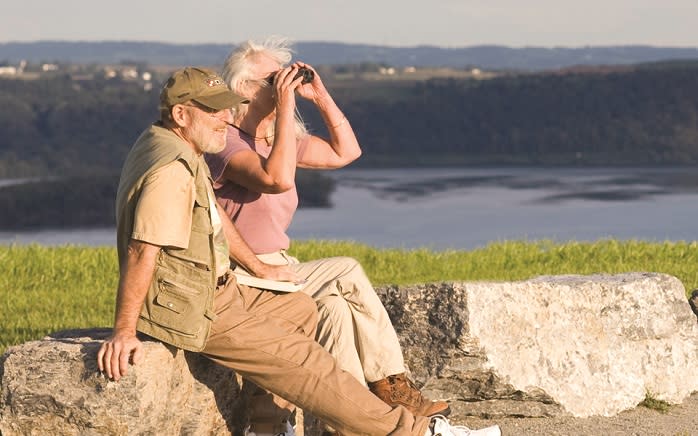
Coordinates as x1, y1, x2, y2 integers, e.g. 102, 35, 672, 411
1, 167, 697, 250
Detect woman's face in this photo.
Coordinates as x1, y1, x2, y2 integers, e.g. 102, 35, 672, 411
245, 54, 281, 112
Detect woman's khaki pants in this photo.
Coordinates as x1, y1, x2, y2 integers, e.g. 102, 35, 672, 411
253, 253, 406, 386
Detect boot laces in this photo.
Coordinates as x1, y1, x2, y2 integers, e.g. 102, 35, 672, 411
390, 375, 427, 406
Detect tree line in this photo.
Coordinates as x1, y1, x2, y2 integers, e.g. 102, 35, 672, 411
312, 60, 698, 166
3, 60, 698, 177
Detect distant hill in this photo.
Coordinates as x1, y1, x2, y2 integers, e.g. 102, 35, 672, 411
2, 41, 698, 71
1, 58, 697, 176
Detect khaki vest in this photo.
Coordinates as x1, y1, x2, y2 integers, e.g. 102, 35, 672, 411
115, 124, 219, 352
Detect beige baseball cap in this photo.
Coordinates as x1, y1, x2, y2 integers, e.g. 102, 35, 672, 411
160, 66, 248, 110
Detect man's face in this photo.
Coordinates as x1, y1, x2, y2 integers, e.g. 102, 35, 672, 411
180, 102, 233, 154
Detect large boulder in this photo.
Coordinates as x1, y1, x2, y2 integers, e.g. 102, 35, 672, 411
1, 272, 697, 435
0, 329, 245, 436
377, 272, 698, 418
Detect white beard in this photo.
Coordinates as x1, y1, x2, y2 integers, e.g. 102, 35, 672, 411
200, 140, 226, 154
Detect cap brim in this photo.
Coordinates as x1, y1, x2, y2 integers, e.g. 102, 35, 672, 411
195, 90, 249, 110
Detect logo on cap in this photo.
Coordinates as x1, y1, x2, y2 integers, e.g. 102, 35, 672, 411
206, 78, 224, 87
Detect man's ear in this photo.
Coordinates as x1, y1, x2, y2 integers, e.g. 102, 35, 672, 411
170, 104, 189, 127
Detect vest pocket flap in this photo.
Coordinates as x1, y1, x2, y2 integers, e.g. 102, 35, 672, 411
156, 261, 210, 292
155, 289, 188, 314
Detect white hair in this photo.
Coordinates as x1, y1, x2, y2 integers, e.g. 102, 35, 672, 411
222, 35, 307, 138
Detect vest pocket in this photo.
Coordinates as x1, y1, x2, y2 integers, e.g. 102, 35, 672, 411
155, 288, 188, 313
143, 263, 211, 337
148, 283, 199, 336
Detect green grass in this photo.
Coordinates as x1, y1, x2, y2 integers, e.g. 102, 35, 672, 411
2, 239, 697, 356
0, 245, 119, 354
290, 239, 698, 290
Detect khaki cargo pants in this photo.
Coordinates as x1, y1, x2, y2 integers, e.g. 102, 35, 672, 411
201, 275, 429, 436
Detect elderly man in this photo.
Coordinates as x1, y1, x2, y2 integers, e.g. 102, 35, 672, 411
96, 66, 499, 436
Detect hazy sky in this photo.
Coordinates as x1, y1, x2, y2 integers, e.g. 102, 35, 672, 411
3, 0, 698, 48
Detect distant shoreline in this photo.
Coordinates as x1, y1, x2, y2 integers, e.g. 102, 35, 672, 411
2, 41, 697, 71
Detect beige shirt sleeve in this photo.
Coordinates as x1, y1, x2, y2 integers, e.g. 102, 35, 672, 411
132, 161, 195, 249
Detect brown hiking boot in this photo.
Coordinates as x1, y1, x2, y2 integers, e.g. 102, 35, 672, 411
368, 373, 450, 417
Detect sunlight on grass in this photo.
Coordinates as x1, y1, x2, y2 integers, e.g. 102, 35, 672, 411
0, 244, 118, 354
290, 238, 698, 290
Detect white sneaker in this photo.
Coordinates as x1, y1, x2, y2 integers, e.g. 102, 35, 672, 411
426, 415, 501, 436
244, 420, 295, 436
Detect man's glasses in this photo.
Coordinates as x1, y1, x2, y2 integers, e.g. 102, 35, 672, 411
181, 102, 229, 119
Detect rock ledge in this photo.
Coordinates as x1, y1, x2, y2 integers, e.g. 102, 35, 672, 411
2, 272, 697, 435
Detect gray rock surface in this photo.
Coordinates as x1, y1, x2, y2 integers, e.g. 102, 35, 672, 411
376, 272, 698, 418
2, 272, 697, 435
0, 329, 244, 436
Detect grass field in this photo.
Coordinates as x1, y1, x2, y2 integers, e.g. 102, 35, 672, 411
1, 239, 696, 355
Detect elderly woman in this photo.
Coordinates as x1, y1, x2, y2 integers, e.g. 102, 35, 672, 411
204, 36, 449, 419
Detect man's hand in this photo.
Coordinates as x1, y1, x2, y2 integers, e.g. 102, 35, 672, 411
97, 239, 158, 381
255, 262, 305, 284
96, 330, 144, 381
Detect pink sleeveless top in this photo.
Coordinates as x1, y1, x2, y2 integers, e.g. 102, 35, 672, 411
205, 125, 308, 254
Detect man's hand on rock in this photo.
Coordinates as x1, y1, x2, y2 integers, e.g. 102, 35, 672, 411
96, 331, 144, 381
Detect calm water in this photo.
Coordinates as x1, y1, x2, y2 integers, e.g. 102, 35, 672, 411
2, 167, 697, 250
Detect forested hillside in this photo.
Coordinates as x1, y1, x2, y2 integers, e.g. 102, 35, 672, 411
1, 61, 697, 228
2, 60, 697, 178
0, 75, 157, 177
307, 61, 698, 166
